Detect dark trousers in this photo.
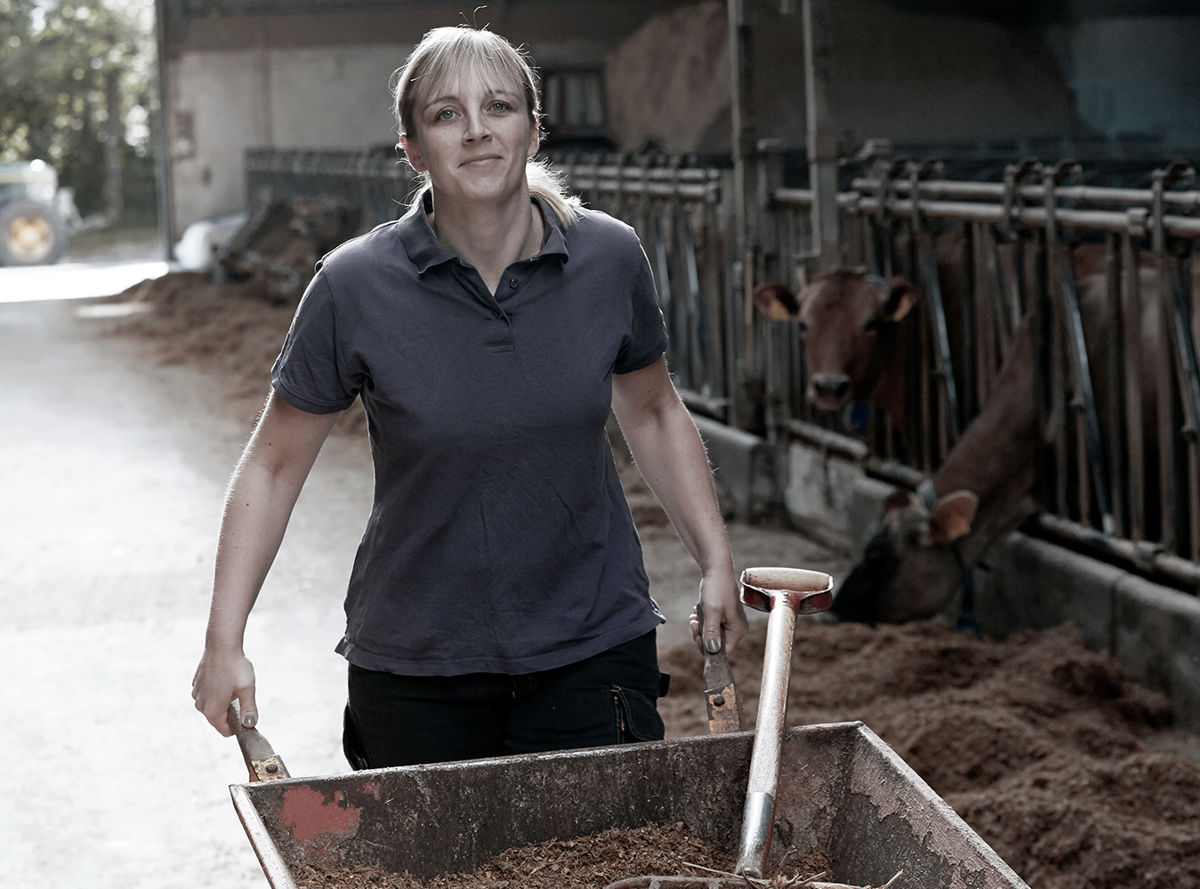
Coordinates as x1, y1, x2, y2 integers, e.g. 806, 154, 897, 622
342, 630, 669, 769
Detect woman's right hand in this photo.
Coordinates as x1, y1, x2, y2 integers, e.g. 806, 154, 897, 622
192, 647, 257, 737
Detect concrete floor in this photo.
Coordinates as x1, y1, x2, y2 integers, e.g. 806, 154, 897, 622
0, 260, 834, 888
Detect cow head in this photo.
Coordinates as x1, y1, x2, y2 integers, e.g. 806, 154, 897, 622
830, 487, 979, 623
753, 269, 919, 416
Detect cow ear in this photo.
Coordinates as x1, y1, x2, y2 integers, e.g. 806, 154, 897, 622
929, 490, 979, 543
753, 283, 801, 321
883, 278, 919, 323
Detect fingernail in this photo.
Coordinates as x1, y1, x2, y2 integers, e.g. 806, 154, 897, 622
242, 715, 256, 728
705, 639, 722, 654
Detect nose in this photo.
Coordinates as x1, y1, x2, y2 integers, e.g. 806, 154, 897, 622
810, 374, 850, 401
462, 110, 492, 142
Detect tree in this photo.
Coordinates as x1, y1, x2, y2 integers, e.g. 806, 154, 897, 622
0, 0, 158, 223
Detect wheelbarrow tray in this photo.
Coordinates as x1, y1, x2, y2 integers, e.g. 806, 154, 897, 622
230, 720, 1028, 889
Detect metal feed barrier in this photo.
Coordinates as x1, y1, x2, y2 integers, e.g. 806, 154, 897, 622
245, 146, 1200, 592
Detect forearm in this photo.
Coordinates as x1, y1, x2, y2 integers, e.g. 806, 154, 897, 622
612, 358, 747, 652
205, 458, 307, 651
204, 393, 337, 651
618, 398, 732, 576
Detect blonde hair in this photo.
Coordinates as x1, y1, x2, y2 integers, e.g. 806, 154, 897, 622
391, 26, 581, 226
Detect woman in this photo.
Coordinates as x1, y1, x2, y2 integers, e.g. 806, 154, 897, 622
191, 25, 747, 768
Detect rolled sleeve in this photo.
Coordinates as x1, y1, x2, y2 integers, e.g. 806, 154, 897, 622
271, 270, 363, 413
614, 240, 669, 374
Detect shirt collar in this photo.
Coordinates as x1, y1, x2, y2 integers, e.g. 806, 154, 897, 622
398, 190, 571, 274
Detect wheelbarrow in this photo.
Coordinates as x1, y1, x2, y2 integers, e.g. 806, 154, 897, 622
226, 569, 1029, 889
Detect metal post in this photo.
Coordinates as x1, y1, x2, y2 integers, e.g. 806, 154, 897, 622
152, 0, 178, 257
802, 0, 840, 272
728, 0, 759, 431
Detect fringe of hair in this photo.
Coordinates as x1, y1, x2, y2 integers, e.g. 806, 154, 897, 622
393, 26, 581, 227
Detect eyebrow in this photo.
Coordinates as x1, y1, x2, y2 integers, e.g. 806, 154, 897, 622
422, 88, 520, 112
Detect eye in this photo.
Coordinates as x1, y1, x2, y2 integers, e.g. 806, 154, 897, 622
489, 100, 513, 113
796, 320, 809, 334
863, 318, 881, 332
434, 107, 456, 122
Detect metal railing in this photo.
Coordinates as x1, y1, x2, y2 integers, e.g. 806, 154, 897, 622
551, 155, 741, 422
244, 145, 1200, 589
245, 148, 416, 227
768, 153, 1200, 587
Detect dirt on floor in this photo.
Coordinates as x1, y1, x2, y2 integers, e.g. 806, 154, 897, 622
104, 272, 1200, 889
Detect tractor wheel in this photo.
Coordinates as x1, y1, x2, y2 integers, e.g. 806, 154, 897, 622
0, 199, 69, 266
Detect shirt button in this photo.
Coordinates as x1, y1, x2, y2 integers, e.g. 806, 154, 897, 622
508, 278, 519, 289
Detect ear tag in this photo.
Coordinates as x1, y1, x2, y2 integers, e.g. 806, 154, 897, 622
844, 401, 872, 432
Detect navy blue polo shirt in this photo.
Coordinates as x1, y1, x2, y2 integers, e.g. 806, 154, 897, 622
271, 195, 668, 676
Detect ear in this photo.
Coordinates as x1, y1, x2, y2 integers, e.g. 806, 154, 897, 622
527, 122, 540, 159
794, 261, 810, 289
400, 134, 427, 173
881, 277, 919, 323
928, 490, 979, 543
752, 283, 801, 321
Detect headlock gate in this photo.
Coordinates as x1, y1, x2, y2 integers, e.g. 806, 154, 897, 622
245, 146, 1200, 595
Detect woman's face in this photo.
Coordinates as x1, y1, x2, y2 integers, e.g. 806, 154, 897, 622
402, 67, 539, 210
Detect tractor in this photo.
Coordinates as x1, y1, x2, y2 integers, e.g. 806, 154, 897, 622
0, 159, 74, 266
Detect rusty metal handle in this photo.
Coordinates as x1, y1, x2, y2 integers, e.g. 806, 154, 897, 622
698, 603, 743, 734
228, 702, 290, 782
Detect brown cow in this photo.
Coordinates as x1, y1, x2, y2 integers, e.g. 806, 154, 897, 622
829, 314, 1038, 623
750, 241, 1101, 433
831, 262, 1200, 624
753, 269, 920, 427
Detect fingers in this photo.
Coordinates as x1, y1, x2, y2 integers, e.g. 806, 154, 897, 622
700, 608, 725, 654
721, 606, 749, 654
192, 652, 257, 737
235, 684, 258, 730
691, 582, 749, 657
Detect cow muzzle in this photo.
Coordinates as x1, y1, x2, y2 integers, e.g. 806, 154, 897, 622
808, 373, 851, 410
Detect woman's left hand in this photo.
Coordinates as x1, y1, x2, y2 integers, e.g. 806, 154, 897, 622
690, 570, 748, 656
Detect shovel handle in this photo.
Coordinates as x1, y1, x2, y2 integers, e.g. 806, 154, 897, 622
228, 702, 290, 782
734, 567, 833, 878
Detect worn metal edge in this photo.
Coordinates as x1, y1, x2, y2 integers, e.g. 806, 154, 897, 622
230, 782, 300, 889
850, 723, 1031, 889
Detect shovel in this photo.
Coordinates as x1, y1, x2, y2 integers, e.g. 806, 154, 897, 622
604, 566, 850, 889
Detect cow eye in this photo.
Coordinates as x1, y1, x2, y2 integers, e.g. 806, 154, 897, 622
796, 320, 808, 334
863, 318, 881, 332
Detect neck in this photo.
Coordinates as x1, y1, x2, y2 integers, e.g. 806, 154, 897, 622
428, 188, 541, 294
933, 315, 1040, 558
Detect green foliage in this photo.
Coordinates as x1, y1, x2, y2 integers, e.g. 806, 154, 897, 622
0, 0, 159, 219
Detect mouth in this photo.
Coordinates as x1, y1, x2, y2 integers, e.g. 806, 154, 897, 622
459, 155, 502, 168
809, 393, 850, 412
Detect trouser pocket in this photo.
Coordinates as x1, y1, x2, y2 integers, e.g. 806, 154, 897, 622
611, 683, 666, 743
342, 703, 372, 771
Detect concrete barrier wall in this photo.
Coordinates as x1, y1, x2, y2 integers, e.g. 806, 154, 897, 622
721, 437, 1200, 732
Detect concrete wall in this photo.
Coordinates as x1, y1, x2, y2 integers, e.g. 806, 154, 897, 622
767, 437, 1200, 733
167, 44, 401, 224
160, 2, 692, 232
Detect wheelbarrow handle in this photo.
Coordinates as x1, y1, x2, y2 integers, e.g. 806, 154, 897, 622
227, 702, 290, 782
697, 603, 743, 734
